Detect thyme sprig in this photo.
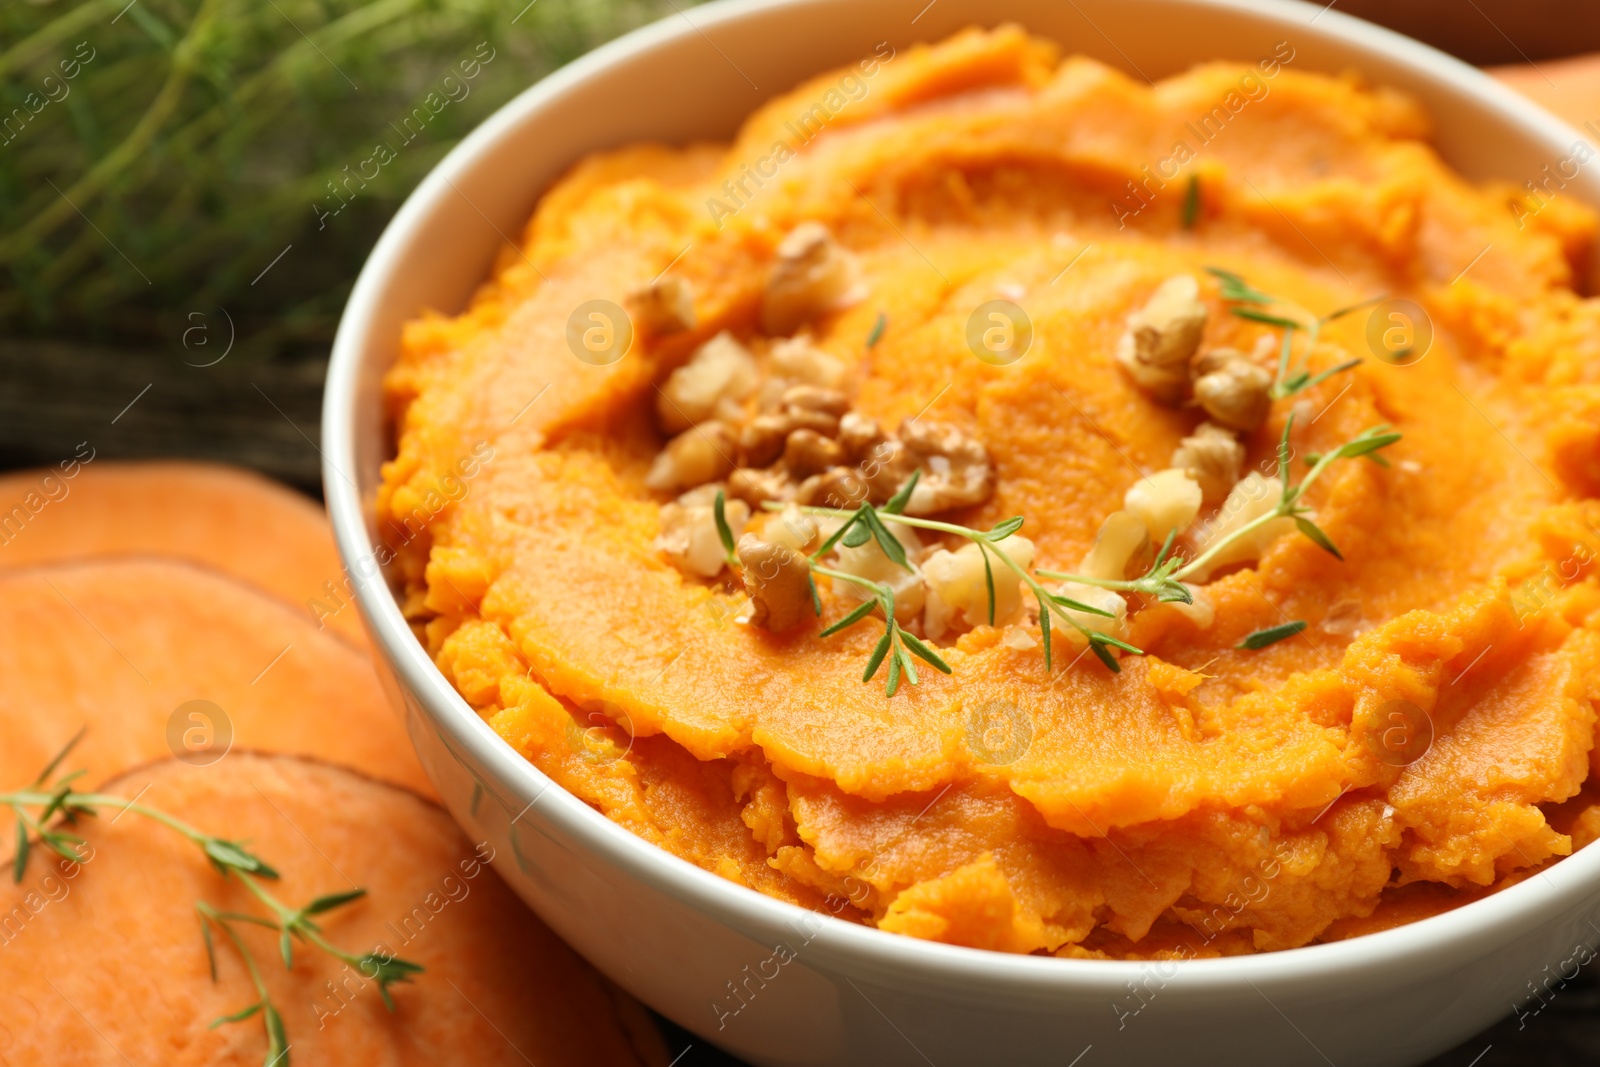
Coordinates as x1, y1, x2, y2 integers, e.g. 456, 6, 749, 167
1039, 418, 1402, 604
764, 471, 1142, 691
1204, 266, 1384, 399
750, 417, 1399, 694
3, 731, 423, 1066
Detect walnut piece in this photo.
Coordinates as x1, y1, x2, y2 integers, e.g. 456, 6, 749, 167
923, 535, 1034, 640
783, 428, 844, 478
1077, 510, 1150, 582
760, 222, 865, 336
656, 332, 758, 432
656, 494, 748, 578
625, 275, 696, 337
645, 421, 735, 492
1171, 422, 1245, 506
1188, 472, 1296, 580
898, 420, 995, 515
768, 336, 849, 390
1192, 350, 1272, 432
1115, 275, 1208, 403
1122, 468, 1203, 541
796, 466, 868, 509
737, 533, 815, 632
728, 467, 795, 506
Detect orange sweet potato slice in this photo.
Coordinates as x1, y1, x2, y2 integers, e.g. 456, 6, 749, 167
0, 558, 432, 824
0, 461, 366, 644
0, 754, 667, 1066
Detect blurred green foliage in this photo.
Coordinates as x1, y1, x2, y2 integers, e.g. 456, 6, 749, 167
0, 0, 696, 354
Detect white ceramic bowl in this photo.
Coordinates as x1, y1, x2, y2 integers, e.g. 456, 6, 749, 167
323, 2, 1600, 1063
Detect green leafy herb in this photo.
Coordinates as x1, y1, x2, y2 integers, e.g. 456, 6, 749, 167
1206, 266, 1384, 400
713, 489, 738, 567
4, 736, 422, 1064
866, 311, 887, 349
1182, 174, 1201, 229
786, 504, 1140, 693
1042, 419, 1401, 607
1236, 620, 1308, 650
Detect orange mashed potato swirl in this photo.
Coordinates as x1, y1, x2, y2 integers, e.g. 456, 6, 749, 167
378, 26, 1600, 958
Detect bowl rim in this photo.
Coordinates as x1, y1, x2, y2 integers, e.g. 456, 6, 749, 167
324, 0, 1600, 993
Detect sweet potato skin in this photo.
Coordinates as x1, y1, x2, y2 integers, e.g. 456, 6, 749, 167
0, 754, 668, 1067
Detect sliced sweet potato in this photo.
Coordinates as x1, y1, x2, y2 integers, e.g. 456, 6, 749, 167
0, 559, 432, 828
0, 461, 366, 644
0, 754, 667, 1066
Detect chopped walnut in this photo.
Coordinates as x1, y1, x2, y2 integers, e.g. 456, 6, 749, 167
923, 535, 1035, 640
761, 503, 818, 555
739, 410, 838, 468
783, 428, 844, 478
625, 275, 696, 337
657, 332, 758, 432
1123, 468, 1202, 541
728, 466, 796, 506
644, 421, 735, 492
783, 384, 850, 417
898, 420, 995, 515
656, 493, 748, 578
1078, 510, 1150, 582
1115, 275, 1208, 403
797, 466, 868, 509
1192, 349, 1272, 432
836, 411, 884, 462
1171, 422, 1245, 506
760, 223, 865, 336
737, 533, 814, 632
769, 335, 849, 390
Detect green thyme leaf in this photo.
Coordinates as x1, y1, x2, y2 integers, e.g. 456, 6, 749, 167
883, 470, 920, 516
1283, 418, 1298, 491
866, 311, 887, 349
1204, 266, 1273, 304
263, 1002, 289, 1067
1237, 620, 1308, 649
203, 839, 279, 880
32, 726, 88, 788
861, 509, 911, 571
1182, 173, 1200, 229
1088, 638, 1122, 672
712, 490, 737, 563
210, 1002, 264, 1027
862, 631, 893, 683
12, 817, 28, 884
986, 516, 1025, 540
1037, 591, 1054, 672
819, 599, 878, 638
980, 544, 996, 626
1091, 632, 1144, 655
1320, 295, 1386, 322
899, 631, 953, 674
1049, 594, 1113, 618
807, 572, 822, 616
885, 639, 903, 697
1337, 428, 1402, 459
304, 888, 367, 915
1293, 516, 1344, 559
1233, 307, 1301, 330
201, 917, 219, 983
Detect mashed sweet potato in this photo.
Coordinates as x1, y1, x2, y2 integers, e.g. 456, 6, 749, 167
378, 25, 1600, 960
